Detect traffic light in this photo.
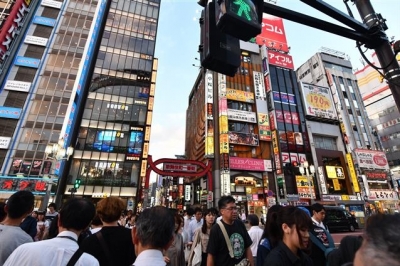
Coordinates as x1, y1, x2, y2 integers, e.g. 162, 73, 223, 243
74, 178, 81, 189
199, 1, 241, 77
215, 0, 263, 41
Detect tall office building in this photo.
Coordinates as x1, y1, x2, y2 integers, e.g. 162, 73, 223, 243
297, 48, 398, 214
0, 0, 160, 210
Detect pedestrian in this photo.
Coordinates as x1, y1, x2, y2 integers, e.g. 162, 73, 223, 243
35, 211, 49, 241
327, 235, 362, 266
206, 195, 253, 266
20, 211, 37, 241
45, 203, 58, 222
164, 213, 185, 266
132, 206, 175, 265
90, 214, 103, 234
188, 207, 217, 266
257, 205, 283, 266
241, 211, 246, 223
264, 206, 313, 266
4, 198, 98, 266
189, 207, 203, 243
0, 191, 34, 265
353, 213, 400, 266
308, 204, 335, 266
247, 214, 263, 266
80, 196, 136, 266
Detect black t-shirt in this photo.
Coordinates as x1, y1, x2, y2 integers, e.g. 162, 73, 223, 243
206, 220, 252, 266
80, 226, 136, 266
264, 241, 313, 266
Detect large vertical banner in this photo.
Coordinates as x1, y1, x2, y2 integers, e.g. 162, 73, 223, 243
205, 70, 214, 158
218, 73, 230, 195
255, 15, 289, 52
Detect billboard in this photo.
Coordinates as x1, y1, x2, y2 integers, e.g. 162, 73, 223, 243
256, 15, 289, 53
0, 106, 22, 119
275, 110, 300, 125
229, 132, 259, 146
253, 71, 266, 101
4, 80, 31, 92
227, 109, 257, 123
354, 149, 389, 170
258, 113, 271, 141
126, 130, 144, 160
32, 16, 56, 27
301, 83, 338, 120
273, 91, 296, 105
267, 50, 294, 70
226, 88, 254, 103
230, 157, 272, 172
14, 56, 40, 68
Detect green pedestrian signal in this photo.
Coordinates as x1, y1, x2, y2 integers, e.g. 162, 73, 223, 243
74, 178, 81, 189
230, 0, 257, 22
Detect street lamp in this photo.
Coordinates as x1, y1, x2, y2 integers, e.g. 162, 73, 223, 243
299, 161, 316, 204
40, 138, 74, 210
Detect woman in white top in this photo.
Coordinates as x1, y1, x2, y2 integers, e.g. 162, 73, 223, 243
35, 211, 49, 241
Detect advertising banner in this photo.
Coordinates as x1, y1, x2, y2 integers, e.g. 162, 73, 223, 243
281, 152, 306, 164
258, 113, 271, 141
272, 130, 281, 174
253, 71, 266, 100
273, 91, 296, 105
227, 109, 257, 123
296, 175, 315, 199
354, 149, 389, 170
229, 132, 259, 146
0, 106, 22, 119
24, 35, 48, 46
163, 163, 197, 172
230, 157, 272, 172
275, 110, 300, 125
220, 134, 229, 153
226, 89, 254, 103
33, 16, 56, 27
326, 166, 345, 179
0, 177, 49, 193
301, 83, 338, 120
364, 171, 387, 181
14, 56, 40, 68
346, 153, 360, 192
0, 137, 11, 149
256, 15, 289, 52
279, 131, 303, 145
41, 0, 62, 9
4, 80, 31, 92
368, 189, 398, 201
267, 50, 294, 70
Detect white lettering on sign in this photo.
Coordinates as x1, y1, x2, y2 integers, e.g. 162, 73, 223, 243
107, 103, 128, 110
262, 23, 283, 34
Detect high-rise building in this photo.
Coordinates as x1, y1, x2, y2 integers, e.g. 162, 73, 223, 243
297, 48, 398, 214
0, 0, 160, 210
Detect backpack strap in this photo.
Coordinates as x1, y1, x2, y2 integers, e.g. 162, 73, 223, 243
66, 248, 84, 266
96, 231, 113, 266
217, 221, 234, 258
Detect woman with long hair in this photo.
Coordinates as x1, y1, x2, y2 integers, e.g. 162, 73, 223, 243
264, 206, 313, 266
257, 205, 283, 266
188, 207, 217, 266
164, 213, 185, 266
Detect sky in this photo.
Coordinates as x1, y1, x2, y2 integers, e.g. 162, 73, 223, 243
149, 0, 400, 164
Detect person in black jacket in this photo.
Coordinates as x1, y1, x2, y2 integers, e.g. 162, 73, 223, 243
327, 235, 362, 266
20, 213, 37, 240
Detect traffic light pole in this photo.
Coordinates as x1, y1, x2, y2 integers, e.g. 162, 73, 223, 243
263, 0, 400, 110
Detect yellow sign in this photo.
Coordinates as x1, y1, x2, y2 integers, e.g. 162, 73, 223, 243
346, 153, 360, 192
341, 195, 350, 200
306, 93, 332, 110
340, 123, 346, 134
332, 179, 341, 191
219, 115, 228, 133
220, 134, 229, 153
205, 136, 214, 156
326, 166, 345, 179
226, 88, 254, 103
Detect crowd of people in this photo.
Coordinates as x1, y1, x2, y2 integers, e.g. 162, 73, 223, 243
0, 191, 400, 266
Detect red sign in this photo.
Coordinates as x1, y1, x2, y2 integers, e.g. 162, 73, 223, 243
275, 110, 300, 125
0, 0, 31, 63
267, 50, 294, 70
256, 15, 289, 52
163, 163, 198, 172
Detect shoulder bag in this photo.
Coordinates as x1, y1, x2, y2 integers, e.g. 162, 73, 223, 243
217, 221, 250, 266
188, 229, 202, 266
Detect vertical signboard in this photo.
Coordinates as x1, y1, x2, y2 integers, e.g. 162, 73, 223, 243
205, 70, 214, 157
272, 130, 281, 174
218, 73, 230, 195
346, 153, 360, 193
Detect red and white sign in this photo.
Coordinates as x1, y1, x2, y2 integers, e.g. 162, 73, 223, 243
267, 50, 294, 70
275, 110, 300, 125
230, 157, 272, 172
256, 15, 289, 53
368, 189, 398, 201
281, 152, 307, 164
354, 149, 389, 170
163, 163, 198, 172
0, 0, 31, 62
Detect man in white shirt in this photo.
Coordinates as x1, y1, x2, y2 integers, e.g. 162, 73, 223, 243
183, 207, 194, 243
4, 198, 98, 266
311, 203, 328, 231
246, 214, 263, 266
188, 207, 203, 242
132, 206, 175, 265
0, 191, 34, 265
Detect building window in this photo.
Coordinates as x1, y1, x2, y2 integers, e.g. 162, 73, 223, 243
313, 135, 337, 150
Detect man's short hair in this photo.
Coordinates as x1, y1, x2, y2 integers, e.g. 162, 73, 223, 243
194, 207, 202, 214
311, 203, 325, 213
186, 207, 195, 216
96, 196, 125, 223
135, 206, 174, 249
357, 213, 400, 265
59, 198, 95, 231
247, 214, 259, 226
218, 195, 235, 210
48, 203, 57, 210
6, 191, 34, 219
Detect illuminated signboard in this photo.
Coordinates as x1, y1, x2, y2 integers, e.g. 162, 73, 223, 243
256, 15, 289, 52
301, 83, 338, 120
126, 130, 144, 161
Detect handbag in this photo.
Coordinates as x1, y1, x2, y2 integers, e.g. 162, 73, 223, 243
217, 221, 250, 266
188, 230, 202, 266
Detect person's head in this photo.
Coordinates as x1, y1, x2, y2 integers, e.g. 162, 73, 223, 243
218, 196, 237, 223
173, 213, 183, 233
91, 214, 103, 227
261, 205, 283, 247
96, 196, 125, 223
311, 203, 326, 223
58, 198, 96, 232
186, 207, 195, 217
247, 214, 259, 227
0, 202, 6, 222
48, 203, 57, 213
132, 206, 175, 255
31, 210, 38, 219
354, 213, 400, 266
44, 214, 59, 240
5, 191, 34, 219
194, 207, 202, 222
338, 235, 363, 264
37, 211, 46, 221
202, 207, 217, 234
278, 206, 312, 252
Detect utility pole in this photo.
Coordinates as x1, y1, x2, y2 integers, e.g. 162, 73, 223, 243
353, 0, 400, 110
